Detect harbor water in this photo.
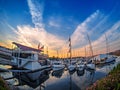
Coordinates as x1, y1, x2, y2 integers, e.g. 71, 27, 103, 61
0, 57, 120, 90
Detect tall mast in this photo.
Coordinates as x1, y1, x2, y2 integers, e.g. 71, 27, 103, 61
87, 34, 93, 57
70, 37, 72, 60
67, 52, 69, 59
85, 46, 86, 58
47, 46, 49, 57
69, 36, 72, 61
57, 50, 59, 59
105, 33, 109, 56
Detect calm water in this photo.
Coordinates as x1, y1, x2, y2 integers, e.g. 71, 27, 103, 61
0, 57, 120, 90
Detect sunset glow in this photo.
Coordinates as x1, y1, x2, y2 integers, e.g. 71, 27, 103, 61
0, 0, 120, 57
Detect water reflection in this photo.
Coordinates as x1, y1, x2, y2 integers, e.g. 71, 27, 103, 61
76, 69, 85, 76
96, 61, 115, 68
0, 58, 120, 90
13, 70, 50, 89
69, 69, 76, 75
51, 69, 64, 78
86, 69, 95, 85
69, 75, 72, 90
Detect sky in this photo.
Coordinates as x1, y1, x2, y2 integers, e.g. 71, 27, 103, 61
0, 0, 120, 57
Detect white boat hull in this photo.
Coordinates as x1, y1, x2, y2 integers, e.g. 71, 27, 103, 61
86, 63, 95, 70
68, 65, 76, 71
52, 65, 65, 71
105, 57, 115, 63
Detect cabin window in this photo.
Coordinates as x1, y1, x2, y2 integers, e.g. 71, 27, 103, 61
12, 52, 32, 59
20, 53, 32, 58
38, 59, 47, 66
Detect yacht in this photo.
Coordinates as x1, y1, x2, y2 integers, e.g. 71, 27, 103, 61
52, 60, 65, 71
86, 63, 95, 70
11, 42, 51, 72
68, 60, 76, 72
105, 57, 116, 63
76, 61, 85, 72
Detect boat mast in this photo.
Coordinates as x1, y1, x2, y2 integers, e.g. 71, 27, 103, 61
69, 36, 72, 62
57, 50, 59, 59
47, 46, 49, 57
105, 33, 109, 57
87, 34, 94, 59
84, 46, 86, 60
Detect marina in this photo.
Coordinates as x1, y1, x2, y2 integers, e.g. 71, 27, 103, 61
0, 56, 120, 90
0, 38, 120, 90
0, 0, 120, 90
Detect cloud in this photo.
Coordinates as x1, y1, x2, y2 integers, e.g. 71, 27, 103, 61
0, 21, 17, 42
76, 21, 120, 56
14, 25, 66, 50
49, 20, 60, 27
70, 9, 120, 55
26, 0, 66, 50
27, 0, 44, 28
92, 21, 120, 45
0, 0, 119, 57
71, 10, 103, 48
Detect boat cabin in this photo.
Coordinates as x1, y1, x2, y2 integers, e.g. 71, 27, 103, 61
11, 42, 51, 71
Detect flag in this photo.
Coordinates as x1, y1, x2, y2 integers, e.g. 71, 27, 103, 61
41, 45, 44, 49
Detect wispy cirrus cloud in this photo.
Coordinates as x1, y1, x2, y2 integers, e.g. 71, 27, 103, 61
8, 0, 66, 50
71, 9, 120, 55
49, 20, 60, 27
92, 21, 120, 53
1, 0, 119, 57
71, 10, 104, 48
13, 25, 65, 50
27, 0, 44, 28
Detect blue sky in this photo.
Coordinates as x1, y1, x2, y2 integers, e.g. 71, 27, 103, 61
0, 0, 120, 56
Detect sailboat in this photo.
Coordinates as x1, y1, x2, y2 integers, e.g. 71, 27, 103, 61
104, 34, 116, 63
52, 50, 65, 71
85, 34, 95, 70
77, 46, 86, 72
52, 60, 65, 71
68, 60, 76, 72
67, 37, 76, 72
76, 63, 85, 76
76, 60, 85, 73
